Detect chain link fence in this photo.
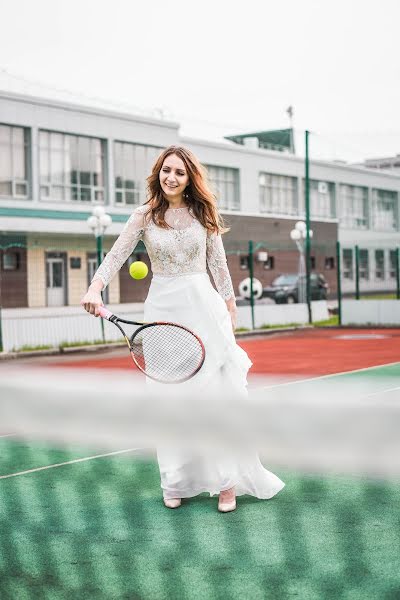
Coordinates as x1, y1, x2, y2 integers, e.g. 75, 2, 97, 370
0, 236, 399, 352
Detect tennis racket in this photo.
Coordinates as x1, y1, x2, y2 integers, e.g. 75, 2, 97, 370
98, 306, 205, 384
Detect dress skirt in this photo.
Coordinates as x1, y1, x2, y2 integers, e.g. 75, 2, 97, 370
144, 272, 285, 500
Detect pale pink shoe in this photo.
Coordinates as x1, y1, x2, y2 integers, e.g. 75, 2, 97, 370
163, 497, 181, 509
218, 486, 236, 513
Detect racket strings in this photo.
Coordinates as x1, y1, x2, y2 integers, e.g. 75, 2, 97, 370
130, 324, 204, 382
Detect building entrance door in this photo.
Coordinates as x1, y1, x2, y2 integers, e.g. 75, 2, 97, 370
46, 253, 66, 306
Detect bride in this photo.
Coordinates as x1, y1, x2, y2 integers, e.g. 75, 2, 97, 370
81, 145, 285, 512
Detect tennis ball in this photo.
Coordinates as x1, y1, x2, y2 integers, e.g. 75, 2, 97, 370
129, 261, 148, 280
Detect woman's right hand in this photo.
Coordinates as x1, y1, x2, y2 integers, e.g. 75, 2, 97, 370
80, 280, 104, 316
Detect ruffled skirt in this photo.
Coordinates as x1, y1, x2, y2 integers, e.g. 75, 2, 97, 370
144, 272, 285, 500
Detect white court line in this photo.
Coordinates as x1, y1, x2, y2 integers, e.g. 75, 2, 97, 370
0, 447, 140, 480
364, 385, 400, 398
253, 361, 400, 391
0, 433, 16, 439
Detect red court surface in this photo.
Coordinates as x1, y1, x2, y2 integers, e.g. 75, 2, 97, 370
47, 328, 400, 377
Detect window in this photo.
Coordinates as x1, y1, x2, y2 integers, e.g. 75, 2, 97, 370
87, 253, 97, 286
259, 173, 297, 215
359, 249, 369, 280
305, 180, 335, 219
240, 256, 248, 270
375, 250, 385, 279
264, 256, 275, 270
2, 251, 20, 270
310, 256, 316, 270
39, 131, 106, 203
371, 189, 398, 231
343, 249, 353, 279
389, 250, 398, 279
0, 124, 29, 198
114, 142, 163, 206
339, 185, 368, 229
206, 165, 240, 210
324, 257, 335, 270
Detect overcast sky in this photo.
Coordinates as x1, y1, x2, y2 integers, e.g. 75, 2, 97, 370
1, 0, 399, 162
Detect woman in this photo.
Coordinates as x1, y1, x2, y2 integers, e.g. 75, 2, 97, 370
81, 145, 284, 512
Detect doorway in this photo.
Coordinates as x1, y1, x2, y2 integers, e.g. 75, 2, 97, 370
46, 252, 67, 306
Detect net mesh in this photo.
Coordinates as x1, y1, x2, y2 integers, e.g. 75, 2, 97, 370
1, 366, 400, 599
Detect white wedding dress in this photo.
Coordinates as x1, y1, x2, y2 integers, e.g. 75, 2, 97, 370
93, 205, 285, 500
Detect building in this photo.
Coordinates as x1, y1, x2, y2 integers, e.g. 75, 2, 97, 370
361, 154, 400, 173
1, 90, 399, 309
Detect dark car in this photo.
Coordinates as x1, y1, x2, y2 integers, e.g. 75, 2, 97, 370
262, 273, 329, 304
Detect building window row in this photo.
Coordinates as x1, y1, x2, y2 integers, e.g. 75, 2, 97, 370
1, 123, 400, 230
206, 165, 240, 210
371, 189, 398, 232
343, 247, 399, 281
259, 173, 298, 215
39, 131, 105, 203
340, 184, 368, 229
0, 124, 30, 199
1, 126, 242, 212
114, 142, 163, 206
260, 173, 399, 230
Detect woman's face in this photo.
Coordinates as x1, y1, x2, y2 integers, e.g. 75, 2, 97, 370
159, 154, 190, 202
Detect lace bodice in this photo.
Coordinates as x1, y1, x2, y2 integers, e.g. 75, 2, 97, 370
92, 205, 235, 301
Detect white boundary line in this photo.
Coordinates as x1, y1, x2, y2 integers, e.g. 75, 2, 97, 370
253, 361, 400, 391
364, 385, 400, 398
0, 448, 140, 480
0, 433, 16, 439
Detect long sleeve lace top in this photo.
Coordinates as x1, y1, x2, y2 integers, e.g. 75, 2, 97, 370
92, 205, 235, 301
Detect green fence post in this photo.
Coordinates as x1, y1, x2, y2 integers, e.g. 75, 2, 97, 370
396, 247, 400, 300
355, 245, 360, 300
0, 306, 3, 353
96, 234, 106, 343
248, 240, 255, 330
336, 241, 342, 325
0, 267, 3, 352
305, 129, 312, 324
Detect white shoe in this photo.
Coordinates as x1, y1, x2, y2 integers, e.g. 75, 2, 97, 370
218, 487, 236, 513
163, 498, 182, 509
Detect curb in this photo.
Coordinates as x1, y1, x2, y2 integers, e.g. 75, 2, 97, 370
0, 342, 125, 361
0, 326, 313, 359
235, 325, 313, 338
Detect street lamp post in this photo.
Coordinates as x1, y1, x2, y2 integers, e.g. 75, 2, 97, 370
87, 206, 112, 342
290, 221, 313, 307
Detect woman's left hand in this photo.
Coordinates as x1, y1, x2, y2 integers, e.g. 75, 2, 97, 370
225, 297, 238, 333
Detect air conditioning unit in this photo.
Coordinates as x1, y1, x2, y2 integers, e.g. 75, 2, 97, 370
259, 174, 267, 186
257, 251, 268, 262
318, 181, 328, 194
243, 137, 259, 149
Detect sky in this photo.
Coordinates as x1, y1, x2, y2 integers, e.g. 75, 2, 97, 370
1, 0, 399, 162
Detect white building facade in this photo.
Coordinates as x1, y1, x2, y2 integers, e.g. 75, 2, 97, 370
1, 91, 399, 308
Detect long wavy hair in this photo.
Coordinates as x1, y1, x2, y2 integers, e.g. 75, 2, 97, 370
145, 145, 228, 234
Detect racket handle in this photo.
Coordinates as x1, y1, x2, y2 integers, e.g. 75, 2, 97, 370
98, 306, 113, 320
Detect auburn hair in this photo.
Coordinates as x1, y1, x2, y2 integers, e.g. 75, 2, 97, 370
145, 145, 228, 234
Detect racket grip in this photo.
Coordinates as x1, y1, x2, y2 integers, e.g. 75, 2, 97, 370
98, 306, 113, 320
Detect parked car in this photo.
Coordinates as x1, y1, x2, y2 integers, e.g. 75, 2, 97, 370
262, 273, 329, 304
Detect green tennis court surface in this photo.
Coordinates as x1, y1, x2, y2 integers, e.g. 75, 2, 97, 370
1, 364, 400, 600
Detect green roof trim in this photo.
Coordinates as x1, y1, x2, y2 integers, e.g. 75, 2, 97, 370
225, 128, 295, 153
0, 206, 130, 222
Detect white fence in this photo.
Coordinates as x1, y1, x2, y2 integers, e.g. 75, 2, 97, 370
1, 301, 330, 353
342, 300, 400, 326
237, 300, 329, 329
1, 304, 144, 352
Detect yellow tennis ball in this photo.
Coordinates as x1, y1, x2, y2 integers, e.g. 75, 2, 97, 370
129, 261, 148, 280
